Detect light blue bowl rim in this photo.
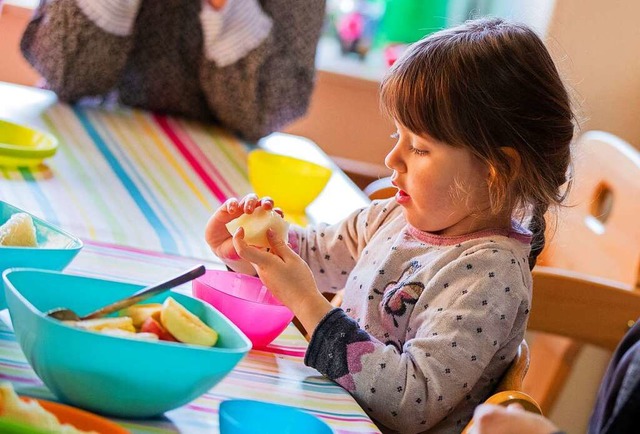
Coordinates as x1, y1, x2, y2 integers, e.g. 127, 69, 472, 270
219, 399, 333, 430
2, 268, 252, 354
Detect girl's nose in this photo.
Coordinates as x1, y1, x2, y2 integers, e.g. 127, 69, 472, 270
385, 144, 406, 173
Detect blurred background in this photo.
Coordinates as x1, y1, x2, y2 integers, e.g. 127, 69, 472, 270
1, 2, 639, 432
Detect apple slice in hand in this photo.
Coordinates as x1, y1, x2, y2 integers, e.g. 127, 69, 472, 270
225, 207, 289, 248
160, 297, 218, 347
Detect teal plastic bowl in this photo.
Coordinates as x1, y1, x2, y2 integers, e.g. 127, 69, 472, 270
219, 400, 333, 434
0, 201, 82, 309
2, 269, 252, 418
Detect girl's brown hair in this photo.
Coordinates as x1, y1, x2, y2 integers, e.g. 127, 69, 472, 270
380, 17, 574, 270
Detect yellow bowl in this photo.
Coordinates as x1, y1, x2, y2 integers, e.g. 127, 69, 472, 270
0, 119, 58, 167
248, 150, 332, 216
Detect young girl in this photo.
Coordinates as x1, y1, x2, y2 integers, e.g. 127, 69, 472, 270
206, 17, 574, 433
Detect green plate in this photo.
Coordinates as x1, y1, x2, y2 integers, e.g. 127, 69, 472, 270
0, 119, 58, 167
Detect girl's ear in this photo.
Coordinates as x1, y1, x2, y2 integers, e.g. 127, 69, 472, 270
500, 147, 522, 180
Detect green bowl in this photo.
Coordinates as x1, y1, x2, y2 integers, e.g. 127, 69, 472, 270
0, 119, 58, 167
0, 201, 83, 309
2, 269, 252, 418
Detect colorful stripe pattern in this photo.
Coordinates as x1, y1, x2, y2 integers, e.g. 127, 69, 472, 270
0, 243, 380, 433
0, 104, 254, 259
0, 94, 379, 433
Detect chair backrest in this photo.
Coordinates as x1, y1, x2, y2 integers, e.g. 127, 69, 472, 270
524, 131, 640, 413
539, 130, 640, 287
529, 267, 640, 351
463, 267, 640, 433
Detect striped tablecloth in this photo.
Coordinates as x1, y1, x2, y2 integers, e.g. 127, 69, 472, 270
0, 83, 368, 260
0, 242, 379, 433
0, 83, 377, 433
1, 103, 251, 259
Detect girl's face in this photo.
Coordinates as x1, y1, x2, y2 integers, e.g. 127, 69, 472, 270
385, 122, 507, 236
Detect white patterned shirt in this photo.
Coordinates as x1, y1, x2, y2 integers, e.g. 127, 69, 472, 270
294, 199, 533, 433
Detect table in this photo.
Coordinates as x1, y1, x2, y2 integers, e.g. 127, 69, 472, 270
0, 82, 377, 433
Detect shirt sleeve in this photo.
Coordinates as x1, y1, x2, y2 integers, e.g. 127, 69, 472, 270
197, 0, 326, 142
305, 247, 531, 433
20, 0, 141, 101
291, 199, 401, 294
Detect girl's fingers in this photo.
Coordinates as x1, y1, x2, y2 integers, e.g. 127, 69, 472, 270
240, 194, 260, 213
266, 228, 293, 260
260, 196, 274, 210
232, 228, 271, 265
224, 197, 239, 214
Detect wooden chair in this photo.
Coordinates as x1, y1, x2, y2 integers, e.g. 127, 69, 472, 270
363, 178, 396, 201
463, 266, 640, 432
524, 131, 640, 413
462, 340, 541, 433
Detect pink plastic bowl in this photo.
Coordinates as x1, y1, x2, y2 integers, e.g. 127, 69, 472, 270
193, 270, 294, 349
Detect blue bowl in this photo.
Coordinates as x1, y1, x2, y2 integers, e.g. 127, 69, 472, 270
0, 201, 82, 309
2, 269, 252, 418
219, 400, 333, 434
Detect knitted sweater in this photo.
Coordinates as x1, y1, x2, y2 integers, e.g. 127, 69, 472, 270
293, 199, 533, 433
20, 0, 325, 141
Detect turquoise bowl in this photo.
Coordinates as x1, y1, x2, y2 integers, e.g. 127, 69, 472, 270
0, 201, 82, 309
2, 269, 252, 418
219, 400, 333, 434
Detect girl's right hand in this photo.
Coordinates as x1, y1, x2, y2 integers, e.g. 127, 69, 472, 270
205, 194, 278, 275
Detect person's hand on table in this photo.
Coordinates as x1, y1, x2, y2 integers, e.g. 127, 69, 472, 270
205, 194, 278, 276
470, 403, 562, 434
232, 226, 333, 337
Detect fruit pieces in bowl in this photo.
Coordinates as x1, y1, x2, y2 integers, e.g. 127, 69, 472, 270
0, 201, 83, 309
0, 213, 37, 247
0, 382, 104, 434
64, 297, 219, 346
0, 382, 130, 434
2, 269, 251, 418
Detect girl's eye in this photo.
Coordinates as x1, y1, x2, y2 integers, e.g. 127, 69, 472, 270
409, 146, 429, 156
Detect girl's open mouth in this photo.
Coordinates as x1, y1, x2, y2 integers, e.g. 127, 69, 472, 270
395, 189, 410, 204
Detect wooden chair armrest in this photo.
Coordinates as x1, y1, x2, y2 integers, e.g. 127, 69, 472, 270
363, 177, 396, 200
461, 391, 542, 434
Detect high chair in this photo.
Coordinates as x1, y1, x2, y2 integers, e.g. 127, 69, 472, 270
462, 266, 640, 432
524, 130, 640, 414
462, 340, 541, 434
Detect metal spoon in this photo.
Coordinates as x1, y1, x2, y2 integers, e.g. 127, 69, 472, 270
46, 264, 206, 322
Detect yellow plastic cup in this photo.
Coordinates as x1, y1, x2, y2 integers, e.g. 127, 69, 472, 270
0, 119, 58, 167
247, 150, 332, 224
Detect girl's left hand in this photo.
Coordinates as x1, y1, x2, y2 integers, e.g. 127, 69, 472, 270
232, 227, 334, 335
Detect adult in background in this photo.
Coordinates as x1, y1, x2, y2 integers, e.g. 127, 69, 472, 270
21, 0, 325, 142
